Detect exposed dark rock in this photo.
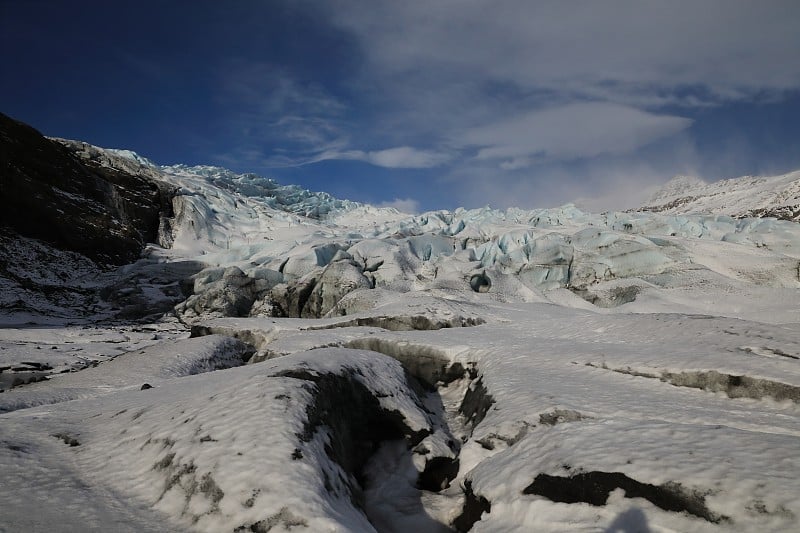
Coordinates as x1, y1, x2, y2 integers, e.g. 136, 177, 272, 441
52, 433, 80, 447
344, 337, 476, 390
0, 113, 192, 321
452, 480, 491, 532
592, 363, 800, 403
0, 229, 103, 317
636, 196, 699, 215
199, 472, 224, 513
279, 366, 430, 513
305, 315, 485, 332
539, 409, 588, 426
0, 112, 175, 265
523, 471, 727, 523
660, 370, 800, 403
459, 377, 494, 429
418, 456, 460, 492
742, 206, 800, 222
234, 507, 309, 532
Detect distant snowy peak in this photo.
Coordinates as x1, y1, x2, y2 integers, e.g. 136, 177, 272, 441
638, 170, 800, 221
646, 175, 706, 203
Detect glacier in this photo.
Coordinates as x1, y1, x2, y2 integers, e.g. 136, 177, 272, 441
1, 132, 799, 532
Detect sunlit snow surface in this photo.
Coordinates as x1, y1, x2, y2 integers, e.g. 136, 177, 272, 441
1, 149, 800, 532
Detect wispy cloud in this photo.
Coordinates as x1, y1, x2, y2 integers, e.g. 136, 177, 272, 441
310, 146, 450, 169
459, 102, 692, 167
221, 61, 347, 117
326, 1, 800, 106
212, 61, 351, 167
439, 157, 683, 213
215, 60, 453, 170
375, 198, 421, 213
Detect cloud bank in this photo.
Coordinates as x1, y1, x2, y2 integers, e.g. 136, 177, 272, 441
224, 1, 800, 210
460, 102, 692, 167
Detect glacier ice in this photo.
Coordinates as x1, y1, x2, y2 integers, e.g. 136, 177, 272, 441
2, 139, 800, 532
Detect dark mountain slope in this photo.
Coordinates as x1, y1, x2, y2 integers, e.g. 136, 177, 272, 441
0, 112, 173, 265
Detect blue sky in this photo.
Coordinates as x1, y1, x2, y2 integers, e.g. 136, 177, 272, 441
3, 1, 800, 213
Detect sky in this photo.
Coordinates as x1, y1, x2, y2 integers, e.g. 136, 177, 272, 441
2, 1, 800, 213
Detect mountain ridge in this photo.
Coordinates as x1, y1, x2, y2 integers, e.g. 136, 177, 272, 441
637, 169, 800, 221
52, 134, 800, 225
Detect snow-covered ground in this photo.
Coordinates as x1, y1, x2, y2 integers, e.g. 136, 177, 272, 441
1, 145, 799, 532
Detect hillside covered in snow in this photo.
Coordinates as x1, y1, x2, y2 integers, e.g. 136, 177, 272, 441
1, 114, 800, 532
638, 171, 800, 222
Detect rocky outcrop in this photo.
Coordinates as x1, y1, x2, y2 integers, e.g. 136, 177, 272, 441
0, 112, 174, 265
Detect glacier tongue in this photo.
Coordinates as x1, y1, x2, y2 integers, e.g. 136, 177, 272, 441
148, 163, 800, 321
39, 137, 799, 322
2, 135, 800, 532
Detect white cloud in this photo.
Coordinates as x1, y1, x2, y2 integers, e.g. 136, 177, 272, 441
441, 158, 680, 213
375, 198, 421, 213
220, 2, 799, 209
326, 1, 800, 106
499, 157, 531, 170
299, 0, 799, 205
364, 146, 450, 168
313, 146, 450, 169
460, 102, 692, 164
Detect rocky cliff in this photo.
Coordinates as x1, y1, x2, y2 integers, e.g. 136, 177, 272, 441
0, 112, 174, 265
